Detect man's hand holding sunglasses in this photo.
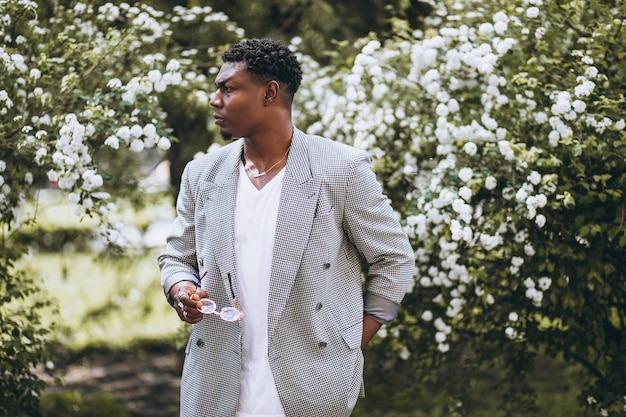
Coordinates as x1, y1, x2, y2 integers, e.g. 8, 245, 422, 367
170, 282, 207, 324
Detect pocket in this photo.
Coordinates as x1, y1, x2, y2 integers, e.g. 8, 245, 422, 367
339, 320, 362, 350
314, 195, 334, 219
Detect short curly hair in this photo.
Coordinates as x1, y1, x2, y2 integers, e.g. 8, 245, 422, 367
222, 38, 303, 97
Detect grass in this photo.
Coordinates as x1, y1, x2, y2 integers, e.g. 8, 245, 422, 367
22, 250, 182, 349
13, 188, 181, 349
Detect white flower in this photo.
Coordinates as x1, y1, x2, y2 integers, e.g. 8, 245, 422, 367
436, 103, 449, 117
130, 124, 144, 138
526, 7, 540, 18
572, 100, 586, 113
166, 59, 181, 72
525, 287, 544, 306
535, 27, 546, 39
104, 135, 120, 149
107, 78, 123, 89
585, 66, 599, 78
479, 23, 494, 35
535, 214, 546, 228
154, 79, 168, 92
437, 343, 450, 353
527, 171, 541, 185
615, 119, 625, 130
581, 55, 594, 65
83, 198, 94, 210
362, 40, 381, 55
495, 38, 516, 55
116, 126, 131, 140
148, 69, 162, 83
157, 136, 171, 150
30, 68, 42, 79
508, 312, 519, 322
459, 186, 472, 201
574, 79, 595, 97
535, 194, 548, 207
81, 170, 103, 190
130, 139, 145, 152
548, 130, 560, 146
435, 332, 447, 343
485, 176, 497, 190
47, 170, 59, 182
493, 11, 508, 22
505, 327, 518, 339
498, 140, 514, 160
421, 310, 433, 321
534, 111, 548, 124
463, 142, 477, 155
458, 167, 473, 182
511, 256, 524, 267
447, 99, 460, 113
538, 277, 552, 290
494, 21, 508, 35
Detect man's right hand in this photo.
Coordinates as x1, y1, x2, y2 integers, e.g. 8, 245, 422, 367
170, 282, 207, 324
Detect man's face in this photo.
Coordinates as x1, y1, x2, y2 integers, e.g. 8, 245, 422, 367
210, 62, 267, 140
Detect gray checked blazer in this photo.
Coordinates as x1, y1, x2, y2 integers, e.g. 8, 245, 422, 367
158, 128, 415, 417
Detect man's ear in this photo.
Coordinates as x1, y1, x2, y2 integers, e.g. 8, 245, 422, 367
263, 80, 280, 104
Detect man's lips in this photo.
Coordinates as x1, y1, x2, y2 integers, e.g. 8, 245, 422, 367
213, 115, 224, 125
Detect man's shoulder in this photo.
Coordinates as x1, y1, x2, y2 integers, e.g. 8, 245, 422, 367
184, 140, 241, 181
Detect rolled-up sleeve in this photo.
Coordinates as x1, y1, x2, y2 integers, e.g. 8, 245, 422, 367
364, 291, 401, 324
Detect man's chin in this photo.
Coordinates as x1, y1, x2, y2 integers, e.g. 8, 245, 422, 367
220, 131, 234, 141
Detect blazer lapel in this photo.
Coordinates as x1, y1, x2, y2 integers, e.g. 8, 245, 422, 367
267, 130, 321, 339
197, 140, 243, 300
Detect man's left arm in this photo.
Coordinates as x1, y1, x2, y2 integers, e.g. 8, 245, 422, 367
343, 151, 415, 349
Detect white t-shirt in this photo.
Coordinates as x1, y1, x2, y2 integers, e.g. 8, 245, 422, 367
234, 163, 287, 417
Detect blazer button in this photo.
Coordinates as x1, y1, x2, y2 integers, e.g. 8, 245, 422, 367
318, 341, 328, 348
196, 339, 205, 348
316, 303, 323, 310
323, 263, 331, 269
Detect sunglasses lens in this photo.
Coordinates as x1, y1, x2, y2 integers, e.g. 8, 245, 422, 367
197, 299, 217, 314
220, 307, 241, 322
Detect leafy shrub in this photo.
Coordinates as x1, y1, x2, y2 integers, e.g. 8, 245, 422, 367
296, 0, 626, 413
40, 391, 131, 417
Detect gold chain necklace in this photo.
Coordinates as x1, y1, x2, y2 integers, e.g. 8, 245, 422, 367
247, 146, 291, 178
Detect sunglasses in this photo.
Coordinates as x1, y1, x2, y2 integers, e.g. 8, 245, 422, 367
194, 272, 243, 322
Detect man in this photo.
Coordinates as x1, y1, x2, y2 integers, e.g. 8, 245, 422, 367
158, 38, 414, 417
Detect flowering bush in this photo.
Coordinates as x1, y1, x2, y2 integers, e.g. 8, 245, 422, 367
296, 0, 625, 413
0, 1, 241, 414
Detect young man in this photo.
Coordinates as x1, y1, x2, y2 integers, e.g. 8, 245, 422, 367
158, 38, 414, 417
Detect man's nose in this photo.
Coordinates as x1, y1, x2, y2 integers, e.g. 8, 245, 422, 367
209, 91, 221, 107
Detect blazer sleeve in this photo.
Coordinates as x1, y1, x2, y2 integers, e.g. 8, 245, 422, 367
158, 161, 200, 301
342, 151, 415, 322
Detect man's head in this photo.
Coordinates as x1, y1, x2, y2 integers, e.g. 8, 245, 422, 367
221, 38, 302, 100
